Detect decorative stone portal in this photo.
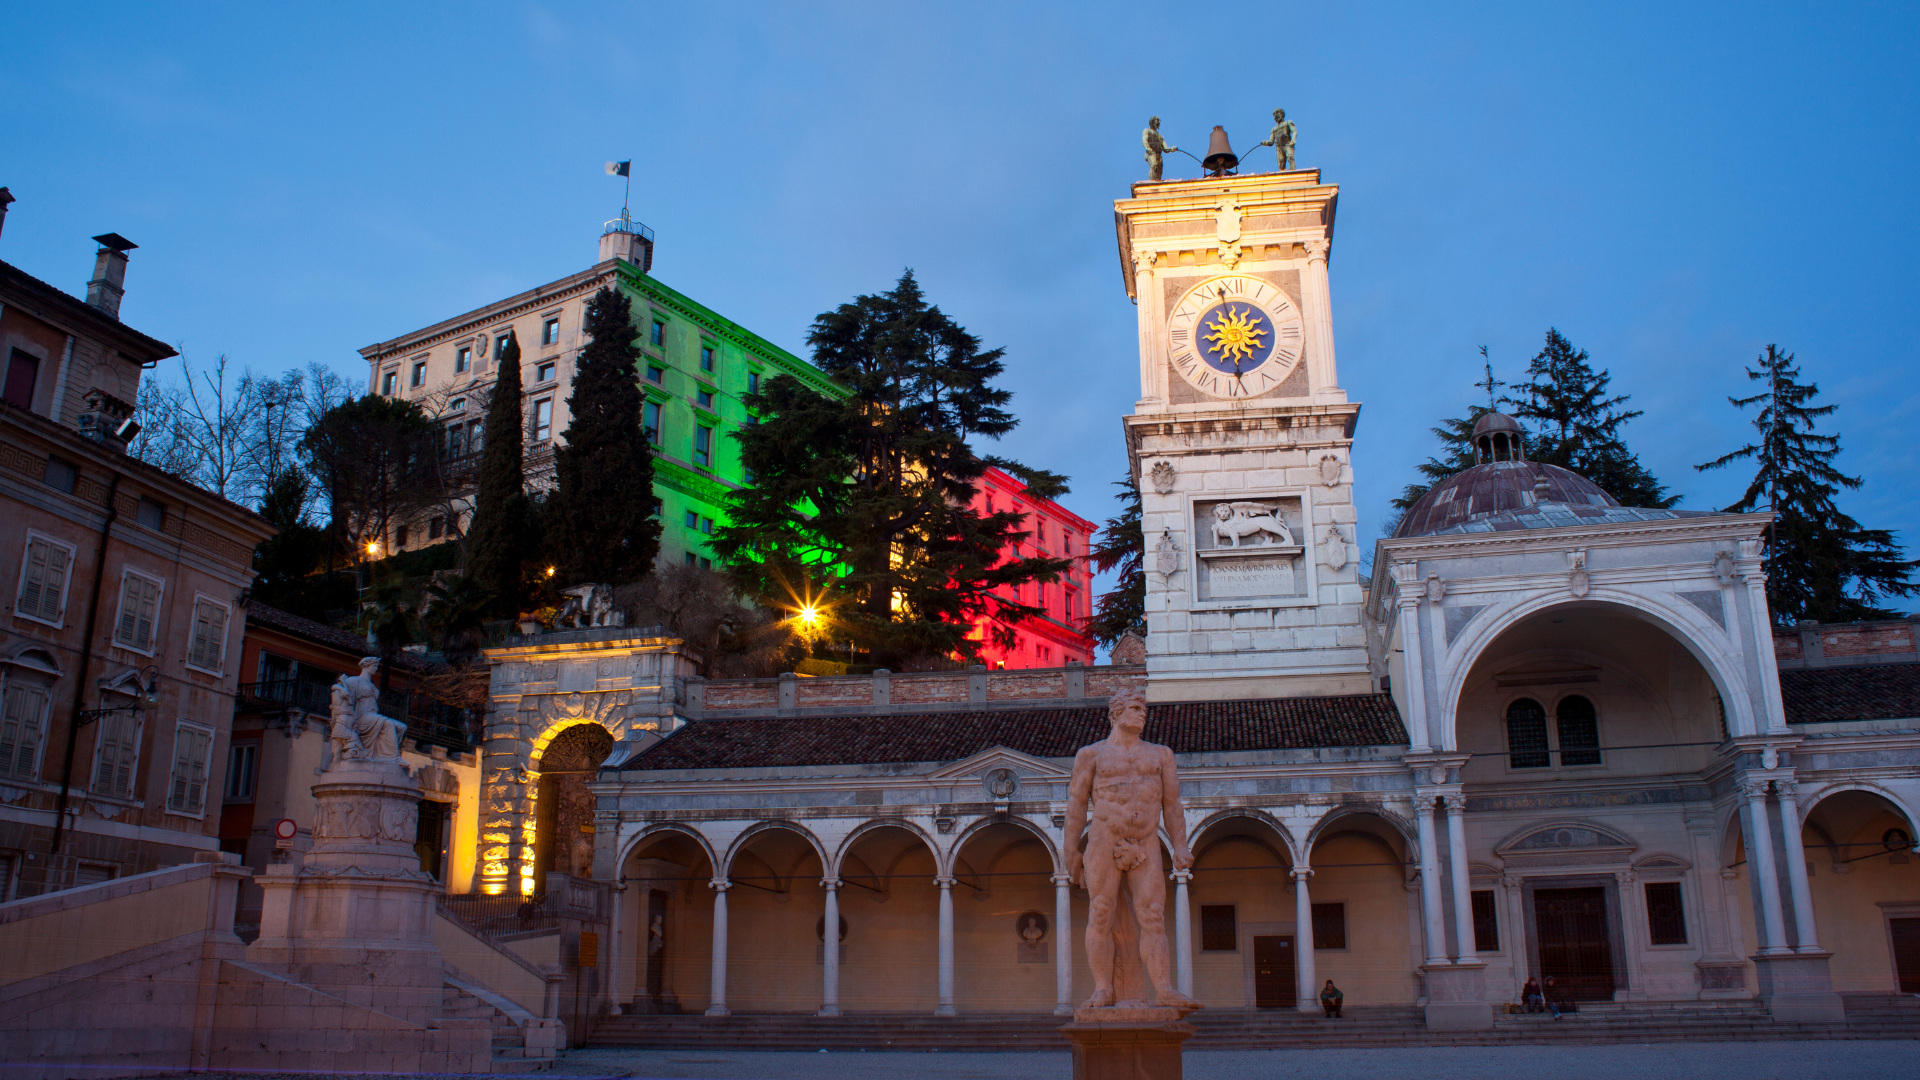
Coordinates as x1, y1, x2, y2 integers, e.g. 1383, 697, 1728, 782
536, 723, 615, 894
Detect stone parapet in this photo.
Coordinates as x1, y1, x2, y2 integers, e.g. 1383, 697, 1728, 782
689, 663, 1146, 719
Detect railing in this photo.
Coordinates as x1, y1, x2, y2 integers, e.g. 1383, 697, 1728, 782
236, 681, 475, 752
236, 679, 334, 716
438, 892, 559, 943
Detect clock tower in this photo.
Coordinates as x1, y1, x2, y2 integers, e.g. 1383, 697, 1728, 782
1117, 168, 1370, 702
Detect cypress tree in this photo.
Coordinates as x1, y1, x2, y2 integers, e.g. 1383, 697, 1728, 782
1085, 473, 1145, 647
465, 330, 529, 614
548, 287, 660, 585
1502, 328, 1676, 508
712, 270, 1070, 664
1697, 345, 1917, 624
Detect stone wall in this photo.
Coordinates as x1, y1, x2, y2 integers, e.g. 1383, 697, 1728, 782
691, 663, 1147, 718
1775, 617, 1920, 668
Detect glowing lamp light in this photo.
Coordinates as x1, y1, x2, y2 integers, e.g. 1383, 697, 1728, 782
545, 566, 556, 579
796, 605, 820, 628
365, 540, 380, 556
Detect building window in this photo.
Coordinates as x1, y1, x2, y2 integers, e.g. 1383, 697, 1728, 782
468, 419, 484, 454
683, 551, 696, 566
428, 516, 444, 540
455, 347, 471, 373
537, 362, 556, 383
650, 320, 665, 348
1471, 890, 1500, 951
448, 397, 465, 412
647, 365, 664, 384
1557, 695, 1602, 766
136, 497, 166, 532
747, 371, 760, 395
0, 682, 50, 781
42, 456, 77, 494
4, 349, 40, 411
1311, 902, 1347, 949
494, 333, 512, 362
74, 863, 116, 887
543, 318, 560, 346
700, 516, 713, 535
186, 597, 231, 673
224, 742, 257, 801
446, 422, 467, 459
1645, 882, 1687, 945
533, 398, 553, 442
1200, 904, 1236, 951
693, 425, 712, 467
395, 524, 409, 548
684, 510, 699, 529
16, 534, 74, 625
411, 361, 426, 388
643, 401, 662, 444
1506, 698, 1549, 769
650, 498, 664, 518
700, 345, 715, 372
696, 387, 714, 409
113, 570, 164, 654
381, 370, 397, 396
166, 722, 215, 816
91, 710, 143, 799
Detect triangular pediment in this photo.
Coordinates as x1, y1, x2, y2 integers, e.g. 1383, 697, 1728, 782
928, 745, 1071, 782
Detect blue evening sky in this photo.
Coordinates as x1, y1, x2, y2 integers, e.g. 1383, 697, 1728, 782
4, 4, 1916, 621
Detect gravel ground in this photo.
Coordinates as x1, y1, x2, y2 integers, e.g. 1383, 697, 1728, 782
132, 1040, 1920, 1080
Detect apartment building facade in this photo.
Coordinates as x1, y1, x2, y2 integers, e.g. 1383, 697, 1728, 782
966, 466, 1098, 668
0, 213, 274, 897
357, 219, 848, 569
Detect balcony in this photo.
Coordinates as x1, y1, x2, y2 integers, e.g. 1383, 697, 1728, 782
236, 680, 477, 753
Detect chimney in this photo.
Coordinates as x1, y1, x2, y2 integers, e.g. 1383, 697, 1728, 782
85, 233, 138, 320
0, 188, 15, 244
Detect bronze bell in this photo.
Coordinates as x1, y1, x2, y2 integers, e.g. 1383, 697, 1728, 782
1202, 126, 1238, 176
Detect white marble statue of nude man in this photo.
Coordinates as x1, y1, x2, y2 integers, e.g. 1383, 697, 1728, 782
1064, 686, 1199, 1009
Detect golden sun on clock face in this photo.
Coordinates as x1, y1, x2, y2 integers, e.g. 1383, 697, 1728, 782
1166, 274, 1305, 398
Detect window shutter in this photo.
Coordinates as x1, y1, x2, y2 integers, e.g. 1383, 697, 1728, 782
38, 543, 67, 621
18, 541, 45, 617
169, 726, 211, 814
0, 683, 34, 778
117, 575, 160, 652
189, 601, 227, 670
93, 712, 140, 798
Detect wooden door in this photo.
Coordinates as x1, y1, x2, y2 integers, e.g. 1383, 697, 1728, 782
1534, 887, 1614, 1000
1890, 918, 1920, 993
1253, 935, 1296, 1008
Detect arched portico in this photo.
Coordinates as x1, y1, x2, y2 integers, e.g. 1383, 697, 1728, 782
1797, 786, 1920, 992
1301, 807, 1419, 1009
617, 824, 719, 1015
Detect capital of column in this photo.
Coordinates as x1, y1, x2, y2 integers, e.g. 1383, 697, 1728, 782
1051, 873, 1074, 887
1289, 867, 1313, 882
709, 879, 731, 892
934, 876, 956, 889
1304, 238, 1330, 264
1740, 778, 1773, 801
1413, 794, 1439, 813
820, 878, 841, 892
1773, 779, 1798, 798
1170, 869, 1193, 884
1443, 797, 1468, 818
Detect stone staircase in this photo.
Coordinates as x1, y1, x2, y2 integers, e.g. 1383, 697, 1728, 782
586, 995, 1920, 1052
442, 982, 557, 1071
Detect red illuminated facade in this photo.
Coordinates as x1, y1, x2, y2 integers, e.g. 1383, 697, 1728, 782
966, 467, 1097, 669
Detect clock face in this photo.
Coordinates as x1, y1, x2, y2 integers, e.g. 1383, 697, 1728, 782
1166, 275, 1305, 399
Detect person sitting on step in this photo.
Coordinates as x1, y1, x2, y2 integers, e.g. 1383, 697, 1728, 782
1521, 976, 1543, 1014
1319, 979, 1344, 1018
1540, 975, 1565, 1019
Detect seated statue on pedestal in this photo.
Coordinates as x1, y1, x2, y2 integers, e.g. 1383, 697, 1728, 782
318, 657, 409, 772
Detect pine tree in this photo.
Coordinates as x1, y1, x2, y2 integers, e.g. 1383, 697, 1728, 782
712, 270, 1070, 664
1389, 406, 1491, 516
1697, 345, 1917, 624
1084, 474, 1145, 647
465, 331, 529, 614
1502, 328, 1676, 508
547, 287, 661, 585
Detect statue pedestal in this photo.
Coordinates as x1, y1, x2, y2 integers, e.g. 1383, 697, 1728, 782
1421, 961, 1493, 1031
251, 760, 444, 1024
1752, 951, 1846, 1023
1060, 1006, 1196, 1080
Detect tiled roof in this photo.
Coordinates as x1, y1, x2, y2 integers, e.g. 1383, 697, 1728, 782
614, 694, 1407, 771
242, 600, 429, 671
1418, 504, 1716, 537
1780, 663, 1920, 724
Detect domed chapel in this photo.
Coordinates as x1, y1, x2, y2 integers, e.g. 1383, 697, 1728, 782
479, 164, 1920, 1032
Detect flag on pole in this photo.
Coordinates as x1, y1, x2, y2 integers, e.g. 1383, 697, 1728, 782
605, 161, 631, 177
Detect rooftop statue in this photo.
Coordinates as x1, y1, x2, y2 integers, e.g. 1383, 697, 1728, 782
1256, 108, 1297, 172
1142, 117, 1178, 182
1064, 686, 1198, 1009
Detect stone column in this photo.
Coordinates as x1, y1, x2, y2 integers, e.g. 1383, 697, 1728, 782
705, 881, 731, 1016
1772, 781, 1822, 952
607, 881, 626, 1013
1301, 238, 1343, 403
1741, 780, 1791, 954
1444, 797, 1477, 961
1052, 873, 1074, 1016
1292, 867, 1316, 1013
1392, 563, 1431, 751
1413, 795, 1449, 967
1171, 869, 1194, 998
819, 878, 842, 1016
1738, 542, 1791, 733
1132, 250, 1164, 408
935, 876, 957, 1017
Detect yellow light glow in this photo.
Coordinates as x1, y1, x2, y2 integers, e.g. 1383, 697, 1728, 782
797, 606, 820, 627
365, 541, 380, 556
545, 566, 556, 578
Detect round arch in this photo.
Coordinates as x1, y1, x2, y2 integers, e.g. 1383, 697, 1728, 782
833, 817, 942, 881
619, 821, 721, 879
949, 814, 1062, 877
528, 715, 617, 772
1305, 802, 1418, 858
1799, 781, 1920, 835
721, 820, 831, 881
1188, 807, 1300, 866
1440, 590, 1760, 750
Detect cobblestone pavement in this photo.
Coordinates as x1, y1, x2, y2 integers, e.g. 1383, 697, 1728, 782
129, 1041, 1920, 1080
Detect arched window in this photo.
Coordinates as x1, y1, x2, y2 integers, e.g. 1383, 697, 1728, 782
1557, 695, 1602, 766
1506, 698, 1549, 769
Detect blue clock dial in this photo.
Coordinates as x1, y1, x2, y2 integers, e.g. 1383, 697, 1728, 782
1166, 274, 1306, 399
1195, 301, 1276, 375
